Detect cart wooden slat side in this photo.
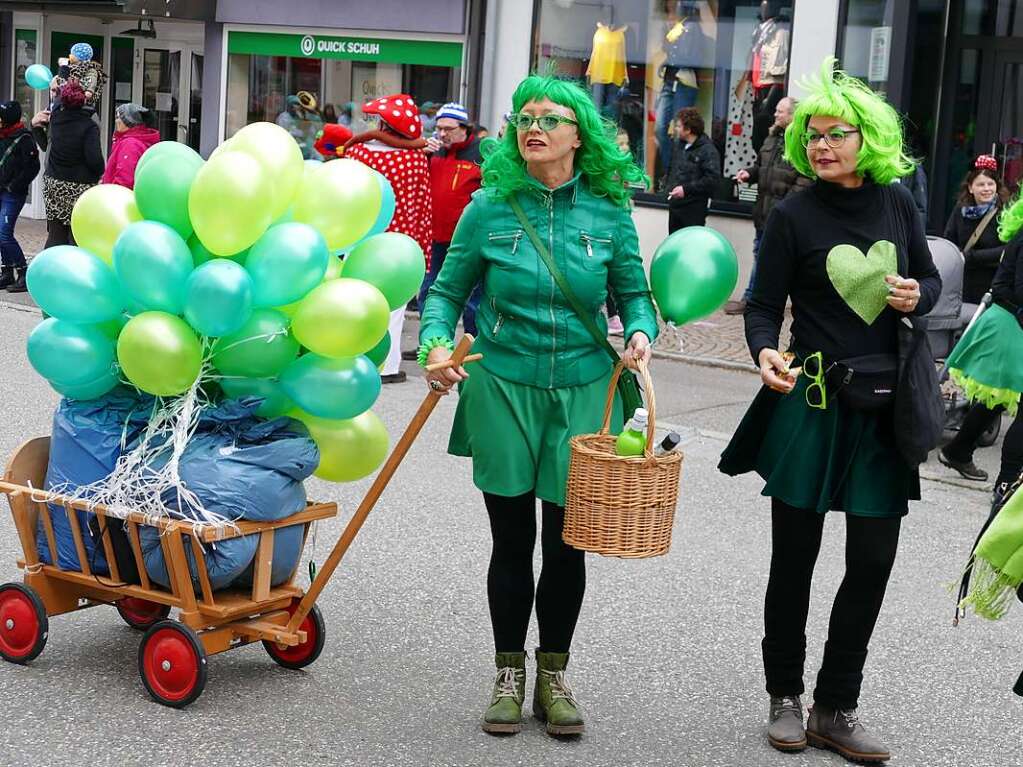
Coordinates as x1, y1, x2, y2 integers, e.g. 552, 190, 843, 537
0, 436, 337, 652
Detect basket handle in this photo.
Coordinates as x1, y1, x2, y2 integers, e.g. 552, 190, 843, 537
599, 359, 657, 458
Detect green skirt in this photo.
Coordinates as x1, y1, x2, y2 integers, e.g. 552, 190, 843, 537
448, 364, 623, 506
946, 303, 1023, 416
718, 376, 918, 518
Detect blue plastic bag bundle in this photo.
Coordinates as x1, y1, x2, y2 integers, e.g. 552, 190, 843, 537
140, 398, 319, 592
38, 388, 153, 573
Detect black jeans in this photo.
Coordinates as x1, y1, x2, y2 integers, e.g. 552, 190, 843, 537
763, 499, 902, 709
668, 202, 708, 234
483, 492, 585, 654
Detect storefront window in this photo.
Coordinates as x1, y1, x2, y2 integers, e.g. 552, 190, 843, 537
13, 29, 36, 205
837, 0, 897, 96
533, 0, 796, 209
962, 0, 1023, 37
226, 31, 463, 159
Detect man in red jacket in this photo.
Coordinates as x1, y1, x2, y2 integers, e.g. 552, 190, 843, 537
419, 102, 483, 334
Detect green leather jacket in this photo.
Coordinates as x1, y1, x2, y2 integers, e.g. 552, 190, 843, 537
420, 174, 659, 389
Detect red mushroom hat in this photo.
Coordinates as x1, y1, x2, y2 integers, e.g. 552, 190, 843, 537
362, 94, 423, 139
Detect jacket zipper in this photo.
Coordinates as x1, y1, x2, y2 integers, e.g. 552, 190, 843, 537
452, 164, 461, 190
490, 295, 510, 336
546, 192, 557, 388
579, 232, 613, 258
487, 231, 523, 254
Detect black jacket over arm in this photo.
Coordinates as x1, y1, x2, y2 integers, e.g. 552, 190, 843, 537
745, 179, 941, 365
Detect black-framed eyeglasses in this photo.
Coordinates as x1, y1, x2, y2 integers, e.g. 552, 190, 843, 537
802, 128, 860, 149
506, 112, 578, 133
435, 124, 465, 133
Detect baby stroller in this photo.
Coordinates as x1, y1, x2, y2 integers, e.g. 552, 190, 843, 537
925, 235, 1002, 447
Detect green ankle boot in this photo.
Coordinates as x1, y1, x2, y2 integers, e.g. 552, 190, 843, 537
481, 652, 526, 734
532, 649, 585, 736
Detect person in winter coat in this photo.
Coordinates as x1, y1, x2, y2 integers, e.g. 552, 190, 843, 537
101, 103, 160, 189
0, 100, 40, 293
938, 156, 1015, 483
344, 93, 432, 384
421, 101, 483, 335
664, 106, 721, 233
31, 81, 104, 248
726, 96, 811, 314
421, 74, 657, 739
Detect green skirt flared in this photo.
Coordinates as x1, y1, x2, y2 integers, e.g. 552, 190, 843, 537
946, 303, 1023, 416
718, 375, 918, 518
448, 364, 623, 507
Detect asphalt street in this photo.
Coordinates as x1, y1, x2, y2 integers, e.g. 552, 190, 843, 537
0, 303, 1020, 767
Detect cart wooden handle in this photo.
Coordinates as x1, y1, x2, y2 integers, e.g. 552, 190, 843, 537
424, 353, 482, 372
286, 334, 478, 634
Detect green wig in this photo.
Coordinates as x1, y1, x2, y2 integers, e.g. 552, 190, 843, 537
998, 196, 1023, 242
783, 58, 915, 184
481, 74, 648, 207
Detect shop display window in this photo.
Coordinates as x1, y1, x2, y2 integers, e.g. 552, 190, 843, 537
533, 0, 796, 210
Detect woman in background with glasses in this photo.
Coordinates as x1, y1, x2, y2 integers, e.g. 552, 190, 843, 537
419, 74, 658, 738
719, 60, 940, 763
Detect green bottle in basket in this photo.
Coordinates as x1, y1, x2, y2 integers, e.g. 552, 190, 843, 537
615, 407, 648, 457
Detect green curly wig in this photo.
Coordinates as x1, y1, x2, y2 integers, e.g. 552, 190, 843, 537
998, 196, 1023, 242
784, 58, 915, 184
481, 74, 648, 207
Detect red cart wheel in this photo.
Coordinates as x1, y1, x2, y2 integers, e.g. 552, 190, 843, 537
263, 600, 325, 670
138, 620, 207, 708
0, 582, 48, 664
117, 598, 171, 631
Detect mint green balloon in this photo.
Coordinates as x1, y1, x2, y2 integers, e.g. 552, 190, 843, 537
134, 153, 202, 239
219, 375, 293, 418
26, 246, 124, 323
280, 353, 381, 420
117, 311, 203, 396
27, 318, 116, 387
136, 140, 202, 176
113, 221, 194, 314
365, 331, 390, 368
211, 308, 299, 377
245, 222, 329, 307
52, 368, 121, 400
188, 235, 248, 266
184, 259, 253, 337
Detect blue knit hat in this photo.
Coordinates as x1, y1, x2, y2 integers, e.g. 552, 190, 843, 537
71, 42, 93, 62
436, 102, 469, 125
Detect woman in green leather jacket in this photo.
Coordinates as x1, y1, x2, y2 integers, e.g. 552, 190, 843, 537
419, 75, 659, 737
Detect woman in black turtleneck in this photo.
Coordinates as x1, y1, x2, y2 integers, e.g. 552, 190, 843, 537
719, 61, 940, 763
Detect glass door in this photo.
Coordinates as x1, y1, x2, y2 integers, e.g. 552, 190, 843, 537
188, 53, 203, 151
987, 50, 1023, 193
142, 48, 181, 142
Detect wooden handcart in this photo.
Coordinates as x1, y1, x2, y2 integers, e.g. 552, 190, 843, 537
0, 336, 477, 707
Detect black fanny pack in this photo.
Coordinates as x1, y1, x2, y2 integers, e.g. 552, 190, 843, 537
826, 353, 898, 411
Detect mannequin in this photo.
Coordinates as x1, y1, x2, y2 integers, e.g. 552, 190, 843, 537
587, 21, 629, 116
654, 1, 707, 175
744, 0, 790, 152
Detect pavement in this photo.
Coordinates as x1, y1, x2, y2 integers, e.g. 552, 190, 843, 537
1, 300, 1021, 767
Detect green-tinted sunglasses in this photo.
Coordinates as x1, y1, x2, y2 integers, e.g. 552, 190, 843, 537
506, 112, 579, 132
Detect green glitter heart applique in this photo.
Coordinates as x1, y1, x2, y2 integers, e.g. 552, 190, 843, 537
825, 241, 898, 325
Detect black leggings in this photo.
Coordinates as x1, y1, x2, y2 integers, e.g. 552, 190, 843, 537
763, 499, 902, 709
483, 492, 585, 654
945, 406, 1023, 488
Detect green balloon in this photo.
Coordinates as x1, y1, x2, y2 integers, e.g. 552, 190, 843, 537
650, 226, 738, 325
218, 375, 293, 418
365, 331, 390, 368
188, 235, 248, 266
188, 150, 275, 256
117, 311, 203, 396
52, 368, 121, 400
211, 308, 299, 377
290, 408, 389, 482
230, 122, 305, 219
280, 353, 381, 420
70, 185, 142, 265
292, 159, 381, 251
27, 318, 116, 387
324, 253, 343, 280
343, 232, 426, 311
136, 140, 203, 176
291, 278, 389, 359
134, 153, 202, 239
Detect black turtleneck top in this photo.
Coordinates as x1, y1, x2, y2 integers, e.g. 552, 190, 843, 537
745, 179, 942, 364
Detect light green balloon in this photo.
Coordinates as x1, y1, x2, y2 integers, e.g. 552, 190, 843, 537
290, 408, 389, 482
230, 122, 304, 219
188, 235, 248, 266
117, 311, 203, 396
211, 308, 299, 377
70, 185, 142, 265
344, 232, 426, 311
188, 151, 275, 256
291, 278, 389, 359
292, 159, 381, 251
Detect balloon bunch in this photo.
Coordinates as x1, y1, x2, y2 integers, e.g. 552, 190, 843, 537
25, 122, 424, 484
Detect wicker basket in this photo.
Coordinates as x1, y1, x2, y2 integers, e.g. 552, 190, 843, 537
563, 360, 683, 558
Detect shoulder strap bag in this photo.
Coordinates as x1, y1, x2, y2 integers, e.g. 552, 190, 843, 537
508, 194, 644, 420
962, 203, 999, 255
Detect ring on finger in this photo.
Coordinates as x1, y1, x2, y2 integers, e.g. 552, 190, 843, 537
430, 380, 443, 391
